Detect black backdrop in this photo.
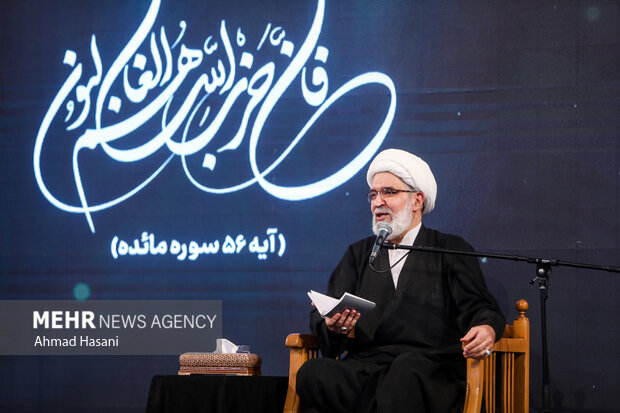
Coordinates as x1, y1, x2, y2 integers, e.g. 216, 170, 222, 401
1, 0, 618, 411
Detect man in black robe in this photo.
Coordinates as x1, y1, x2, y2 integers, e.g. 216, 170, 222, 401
296, 149, 505, 413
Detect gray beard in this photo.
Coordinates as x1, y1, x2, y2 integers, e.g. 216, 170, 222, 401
372, 199, 413, 241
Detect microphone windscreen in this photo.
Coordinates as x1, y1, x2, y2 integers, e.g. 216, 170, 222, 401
378, 221, 392, 235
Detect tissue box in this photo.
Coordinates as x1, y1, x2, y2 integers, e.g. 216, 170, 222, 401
178, 352, 262, 376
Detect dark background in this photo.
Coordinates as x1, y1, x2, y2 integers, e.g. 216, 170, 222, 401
1, 0, 618, 411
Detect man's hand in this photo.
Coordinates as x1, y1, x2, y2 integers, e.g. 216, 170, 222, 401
324, 309, 360, 335
460, 325, 496, 359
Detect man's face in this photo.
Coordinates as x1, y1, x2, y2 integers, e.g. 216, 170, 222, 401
370, 172, 423, 240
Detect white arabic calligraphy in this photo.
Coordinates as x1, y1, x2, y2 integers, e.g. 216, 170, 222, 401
34, 0, 397, 233
110, 228, 286, 261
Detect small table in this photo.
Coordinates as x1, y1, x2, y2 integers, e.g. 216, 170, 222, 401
146, 375, 288, 413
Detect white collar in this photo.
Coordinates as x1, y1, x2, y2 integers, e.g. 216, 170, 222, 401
398, 222, 422, 246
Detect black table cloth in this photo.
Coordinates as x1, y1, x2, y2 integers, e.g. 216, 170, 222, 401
146, 375, 288, 413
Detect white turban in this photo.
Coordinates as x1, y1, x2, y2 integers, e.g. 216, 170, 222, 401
366, 148, 437, 215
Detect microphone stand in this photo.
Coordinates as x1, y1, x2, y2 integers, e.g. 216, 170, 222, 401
381, 241, 620, 413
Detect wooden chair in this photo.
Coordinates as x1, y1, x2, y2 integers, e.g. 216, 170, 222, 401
284, 299, 529, 413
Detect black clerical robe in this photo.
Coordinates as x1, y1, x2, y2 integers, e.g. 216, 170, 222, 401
300, 226, 505, 413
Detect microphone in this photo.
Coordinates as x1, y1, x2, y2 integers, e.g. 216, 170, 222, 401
369, 222, 392, 264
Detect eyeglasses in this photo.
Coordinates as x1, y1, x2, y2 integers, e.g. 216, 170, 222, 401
366, 187, 417, 203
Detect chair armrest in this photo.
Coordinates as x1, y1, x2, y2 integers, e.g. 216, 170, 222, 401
284, 334, 320, 413
285, 333, 319, 349
461, 340, 484, 413
463, 357, 484, 413
463, 299, 530, 413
